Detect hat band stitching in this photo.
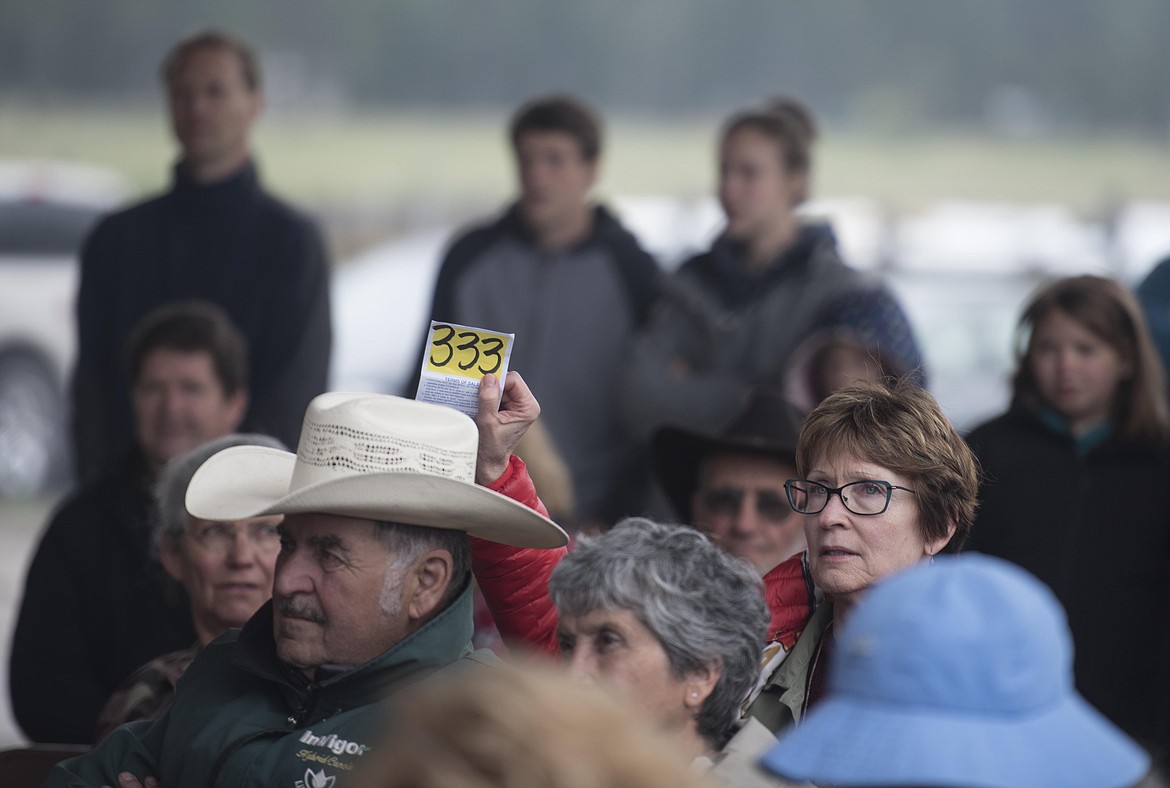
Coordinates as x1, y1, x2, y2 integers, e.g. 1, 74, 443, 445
299, 422, 475, 479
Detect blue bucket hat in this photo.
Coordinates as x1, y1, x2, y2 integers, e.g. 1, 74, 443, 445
760, 554, 1149, 788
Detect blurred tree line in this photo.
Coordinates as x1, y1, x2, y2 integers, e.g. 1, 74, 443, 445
2, 0, 1168, 135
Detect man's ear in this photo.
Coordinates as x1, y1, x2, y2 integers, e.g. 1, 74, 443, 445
159, 539, 185, 583
248, 90, 265, 125
406, 549, 455, 623
584, 158, 600, 193
225, 389, 248, 432
785, 169, 810, 206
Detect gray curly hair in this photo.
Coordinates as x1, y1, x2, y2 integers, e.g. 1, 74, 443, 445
548, 518, 769, 750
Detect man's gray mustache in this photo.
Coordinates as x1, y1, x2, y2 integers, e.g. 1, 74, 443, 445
278, 598, 326, 624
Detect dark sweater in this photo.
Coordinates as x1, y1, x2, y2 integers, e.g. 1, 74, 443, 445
72, 160, 331, 480
10, 451, 195, 743
966, 408, 1170, 756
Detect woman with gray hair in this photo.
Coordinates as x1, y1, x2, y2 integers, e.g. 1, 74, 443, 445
95, 433, 285, 740
549, 518, 777, 785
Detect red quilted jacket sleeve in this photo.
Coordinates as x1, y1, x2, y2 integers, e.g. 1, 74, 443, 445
471, 455, 566, 656
761, 551, 816, 649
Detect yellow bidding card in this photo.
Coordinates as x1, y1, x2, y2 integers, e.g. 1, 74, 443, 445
415, 321, 515, 418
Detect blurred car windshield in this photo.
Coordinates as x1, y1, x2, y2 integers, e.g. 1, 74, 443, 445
0, 201, 104, 256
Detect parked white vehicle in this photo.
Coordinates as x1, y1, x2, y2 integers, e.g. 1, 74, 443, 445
0, 160, 132, 496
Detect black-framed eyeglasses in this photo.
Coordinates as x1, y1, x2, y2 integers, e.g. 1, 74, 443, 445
187, 521, 282, 554
784, 479, 916, 516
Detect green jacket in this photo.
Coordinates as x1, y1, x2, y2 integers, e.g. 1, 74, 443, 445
744, 601, 834, 734
47, 586, 493, 787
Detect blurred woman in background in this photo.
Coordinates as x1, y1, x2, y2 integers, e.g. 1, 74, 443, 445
966, 274, 1170, 761
620, 97, 922, 446
96, 433, 284, 739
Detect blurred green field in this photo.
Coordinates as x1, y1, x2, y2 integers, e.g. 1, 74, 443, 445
3, 102, 1169, 215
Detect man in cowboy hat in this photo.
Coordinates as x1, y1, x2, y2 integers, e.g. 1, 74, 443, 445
46, 373, 567, 788
653, 386, 806, 576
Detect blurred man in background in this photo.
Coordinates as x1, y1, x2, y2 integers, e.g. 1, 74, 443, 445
652, 387, 806, 575
420, 94, 661, 529
12, 302, 249, 743
71, 28, 331, 483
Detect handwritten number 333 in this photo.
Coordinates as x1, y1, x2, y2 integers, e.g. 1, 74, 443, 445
430, 325, 504, 374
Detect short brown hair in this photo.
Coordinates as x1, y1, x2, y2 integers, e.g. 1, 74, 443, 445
161, 29, 261, 92
1013, 275, 1169, 440
509, 94, 602, 161
125, 301, 249, 397
795, 379, 980, 552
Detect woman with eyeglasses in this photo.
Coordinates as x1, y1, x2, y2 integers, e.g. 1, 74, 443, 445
468, 375, 977, 742
94, 433, 285, 740
742, 378, 980, 735
475, 377, 978, 740
965, 275, 1170, 759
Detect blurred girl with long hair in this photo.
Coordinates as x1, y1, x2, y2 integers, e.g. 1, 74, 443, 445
966, 274, 1170, 762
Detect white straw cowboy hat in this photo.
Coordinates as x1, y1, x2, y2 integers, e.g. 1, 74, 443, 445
185, 392, 568, 549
